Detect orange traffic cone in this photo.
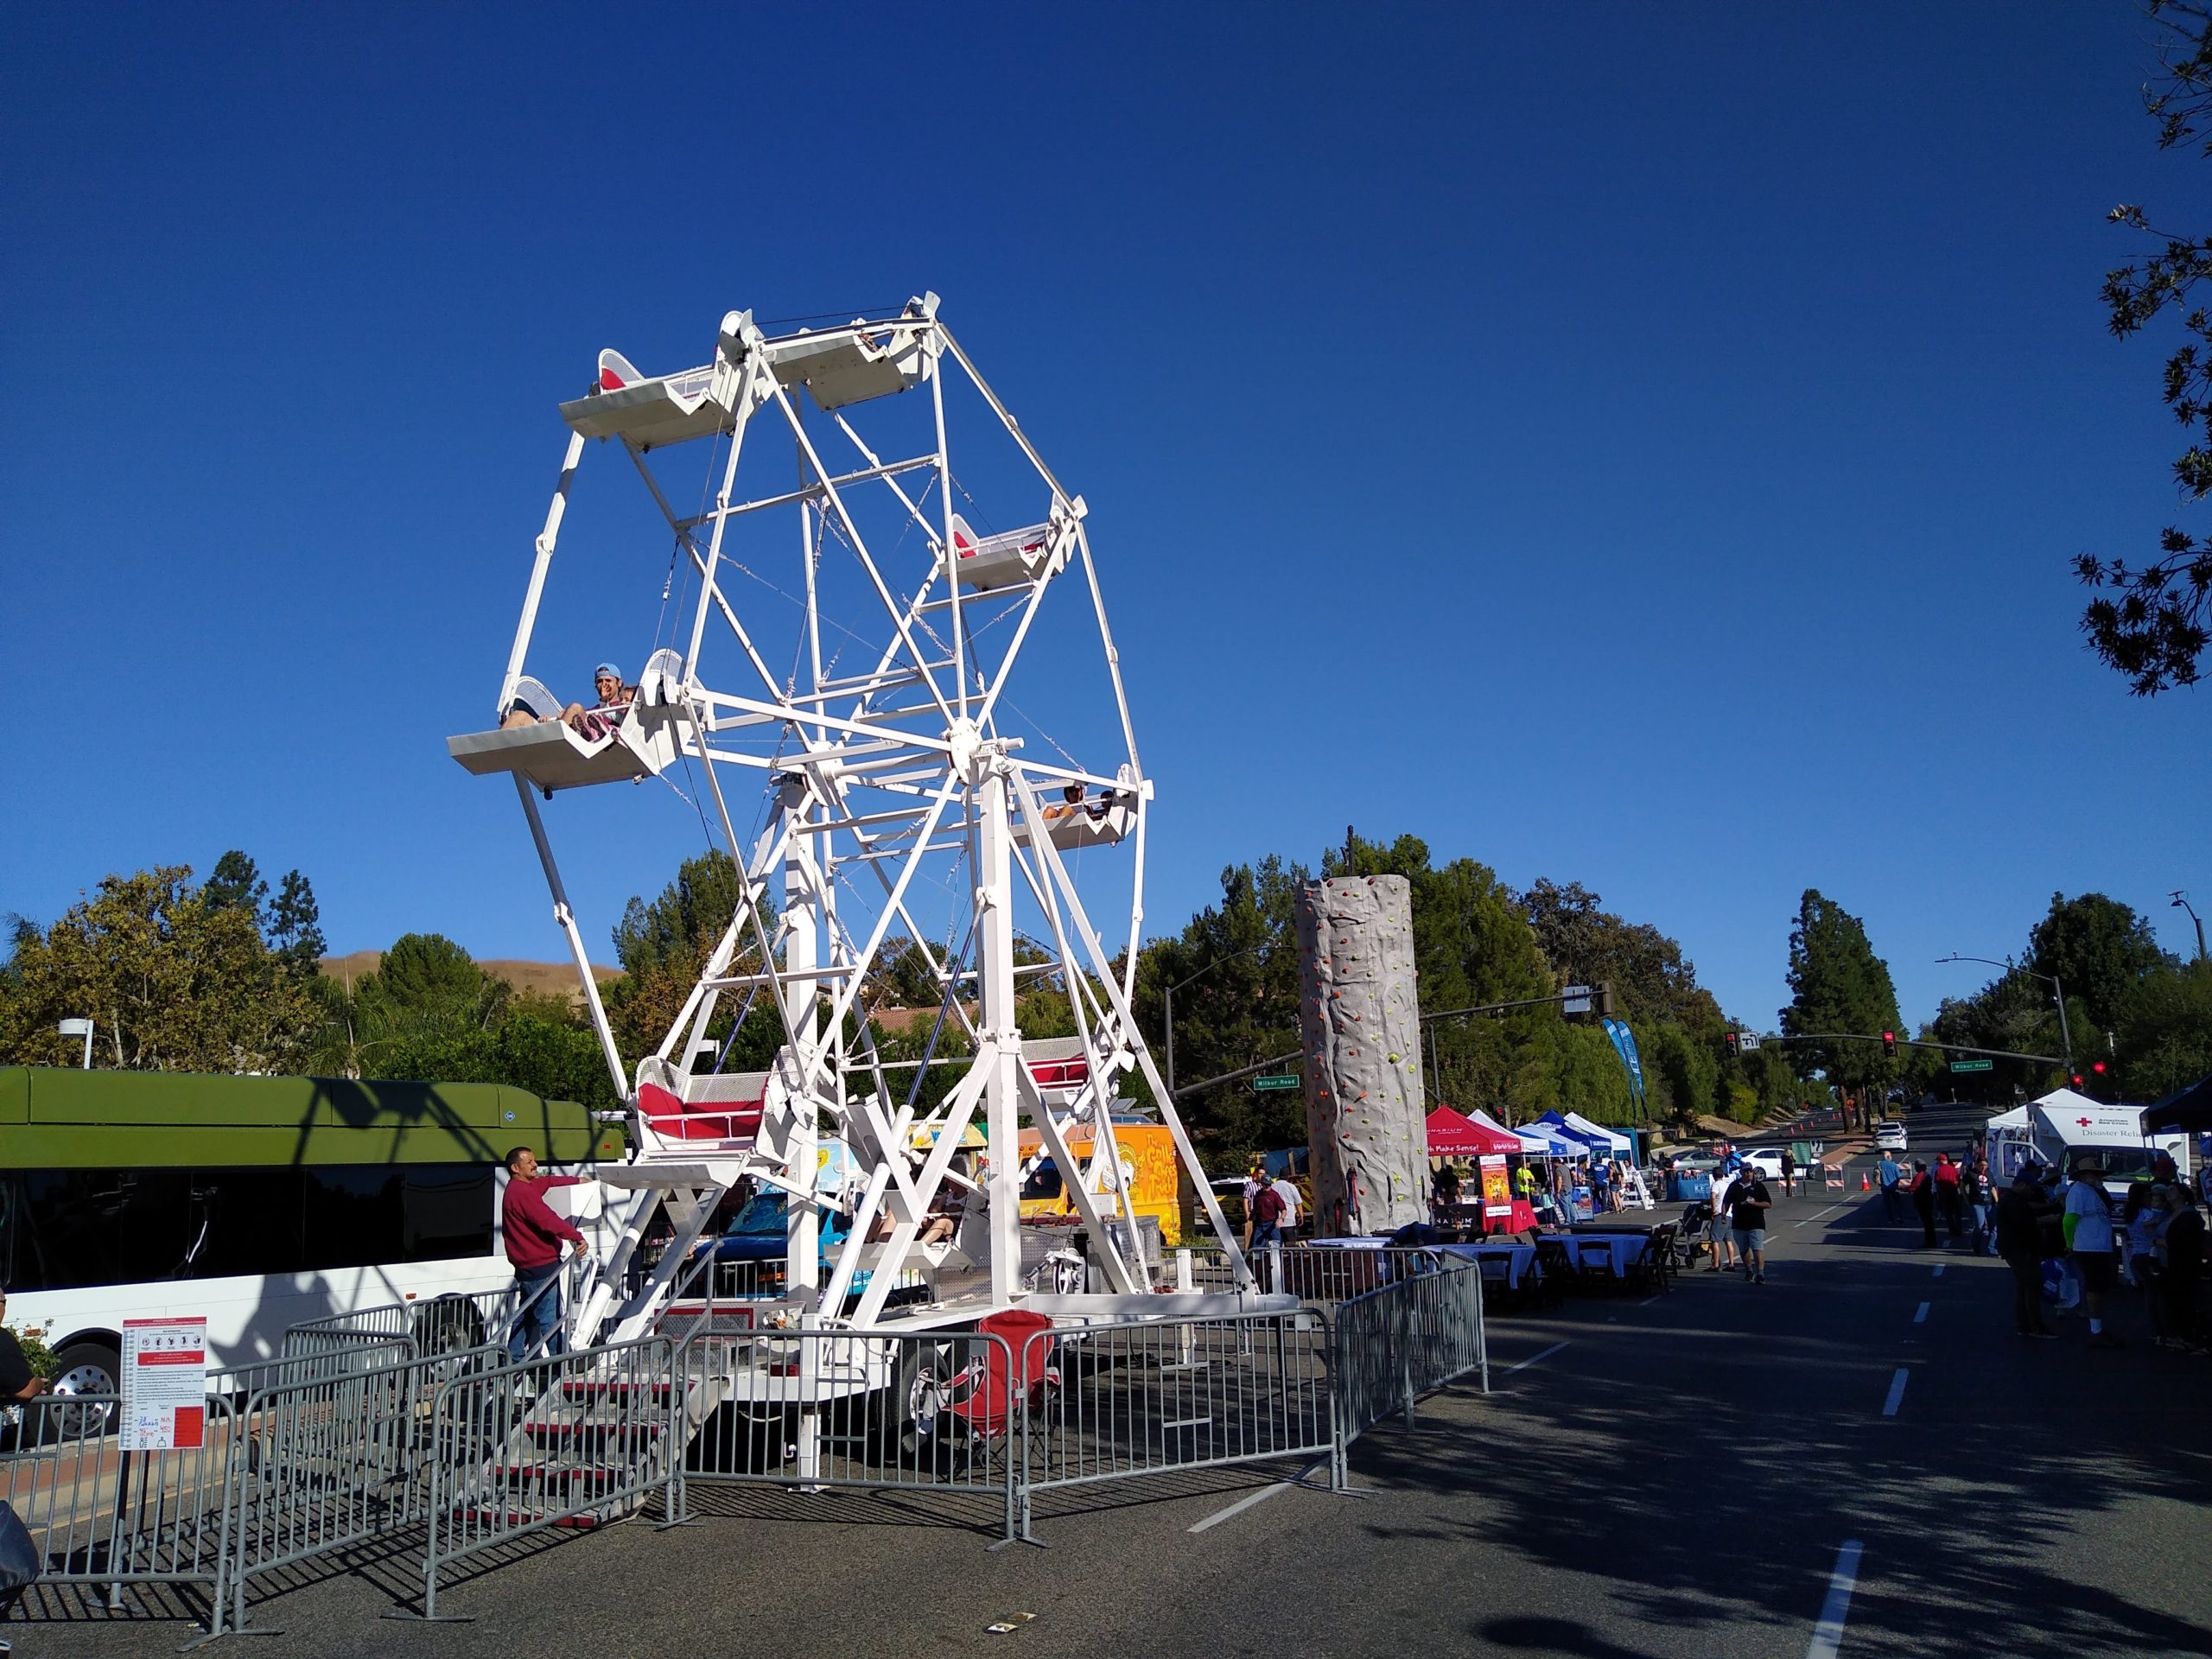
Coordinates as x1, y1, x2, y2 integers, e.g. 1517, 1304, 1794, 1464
1860, 1172, 1871, 1192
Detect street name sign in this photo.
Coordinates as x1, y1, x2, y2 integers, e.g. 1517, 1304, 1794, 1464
1251, 1073, 1300, 1091
1950, 1058, 1993, 1073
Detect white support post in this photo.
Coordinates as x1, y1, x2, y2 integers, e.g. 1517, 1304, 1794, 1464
976, 753, 1023, 1306
514, 775, 628, 1105
499, 430, 588, 715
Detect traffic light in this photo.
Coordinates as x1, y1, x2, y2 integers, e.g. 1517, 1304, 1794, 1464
1595, 982, 1615, 1020
1724, 1031, 1738, 1057
2089, 1059, 2108, 1097
1882, 1031, 1897, 1059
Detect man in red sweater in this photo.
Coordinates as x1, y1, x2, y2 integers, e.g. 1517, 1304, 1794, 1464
503, 1147, 589, 1362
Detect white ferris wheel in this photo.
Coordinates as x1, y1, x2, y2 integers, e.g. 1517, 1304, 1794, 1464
450, 295, 1260, 1339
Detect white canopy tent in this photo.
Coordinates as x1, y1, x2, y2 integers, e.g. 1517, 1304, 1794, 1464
1562, 1111, 1632, 1155
1468, 1107, 1574, 1159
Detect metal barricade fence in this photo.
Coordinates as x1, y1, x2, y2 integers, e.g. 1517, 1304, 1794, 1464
1329, 1258, 1488, 1464
219, 1343, 494, 1637
668, 1319, 1020, 1544
417, 1334, 679, 1618
285, 1287, 523, 1367
1014, 1309, 1336, 1542
1, 1389, 242, 1629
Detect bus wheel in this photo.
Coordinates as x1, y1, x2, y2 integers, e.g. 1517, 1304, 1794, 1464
43, 1341, 122, 1443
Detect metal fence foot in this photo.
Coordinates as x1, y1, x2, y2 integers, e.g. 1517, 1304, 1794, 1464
180, 1627, 286, 1650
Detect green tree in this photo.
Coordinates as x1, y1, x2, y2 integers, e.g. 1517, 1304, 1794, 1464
2116, 959, 2212, 1099
2076, 0, 2212, 693
203, 850, 268, 920
2024, 891, 2174, 1033
0, 867, 316, 1072
268, 869, 326, 977
1779, 889, 1903, 1128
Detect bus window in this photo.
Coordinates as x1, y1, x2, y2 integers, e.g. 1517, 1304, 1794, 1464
188, 1169, 308, 1280
15, 1170, 191, 1290
402, 1167, 494, 1260
302, 1167, 404, 1271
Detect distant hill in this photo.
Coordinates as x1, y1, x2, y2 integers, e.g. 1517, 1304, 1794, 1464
320, 950, 620, 1005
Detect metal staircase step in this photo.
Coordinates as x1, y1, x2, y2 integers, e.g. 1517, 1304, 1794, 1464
521, 1420, 664, 1449
490, 1464, 628, 1495
451, 1507, 602, 1530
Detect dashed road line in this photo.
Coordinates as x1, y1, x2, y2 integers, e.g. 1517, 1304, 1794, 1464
1507, 1340, 1571, 1374
1913, 1301, 1929, 1324
1881, 1368, 1910, 1416
1805, 1539, 1866, 1659
1792, 1203, 1847, 1229
1932, 1262, 1945, 1277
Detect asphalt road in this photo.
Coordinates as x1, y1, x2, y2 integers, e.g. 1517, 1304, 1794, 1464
16, 1101, 2210, 1658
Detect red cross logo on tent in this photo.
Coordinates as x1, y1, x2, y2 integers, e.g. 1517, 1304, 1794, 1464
2076, 1116, 2093, 1129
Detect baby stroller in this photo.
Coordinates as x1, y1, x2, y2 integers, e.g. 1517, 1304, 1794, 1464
1674, 1200, 1713, 1268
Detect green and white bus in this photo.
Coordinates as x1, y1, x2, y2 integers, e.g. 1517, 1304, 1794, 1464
0, 1066, 624, 1400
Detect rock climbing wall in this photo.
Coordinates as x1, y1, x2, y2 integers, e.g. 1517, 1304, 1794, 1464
1296, 874, 1427, 1236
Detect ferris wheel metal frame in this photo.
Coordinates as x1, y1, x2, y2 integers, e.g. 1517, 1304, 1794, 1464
450, 294, 1261, 1340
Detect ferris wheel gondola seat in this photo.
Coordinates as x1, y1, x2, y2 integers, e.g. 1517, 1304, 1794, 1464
1011, 795, 1135, 854
448, 698, 692, 795
636, 1070, 767, 1147
949, 512, 1063, 593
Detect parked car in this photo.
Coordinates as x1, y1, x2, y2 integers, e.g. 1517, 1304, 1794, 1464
1737, 1148, 1786, 1180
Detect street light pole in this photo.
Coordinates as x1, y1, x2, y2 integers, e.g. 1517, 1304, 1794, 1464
56, 1017, 93, 1070
2173, 891, 2208, 964
1936, 954, 2072, 1074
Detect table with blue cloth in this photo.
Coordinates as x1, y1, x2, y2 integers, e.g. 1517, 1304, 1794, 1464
1444, 1241, 1539, 1292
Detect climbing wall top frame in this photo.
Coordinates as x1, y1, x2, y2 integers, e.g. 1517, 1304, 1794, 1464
449, 295, 1263, 1329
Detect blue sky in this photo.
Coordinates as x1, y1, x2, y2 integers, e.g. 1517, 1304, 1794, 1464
5, 3, 2208, 1033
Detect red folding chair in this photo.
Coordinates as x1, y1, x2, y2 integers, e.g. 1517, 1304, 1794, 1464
939, 1309, 1060, 1454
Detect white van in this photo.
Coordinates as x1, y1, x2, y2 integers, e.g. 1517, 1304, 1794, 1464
1986, 1088, 2188, 1198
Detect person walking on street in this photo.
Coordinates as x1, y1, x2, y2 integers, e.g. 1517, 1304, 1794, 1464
1730, 1166, 1775, 1283
502, 1146, 590, 1363
1965, 1153, 1996, 1255
2159, 1185, 2204, 1350
1877, 1150, 1904, 1222
2064, 1157, 2123, 1349
1996, 1166, 2057, 1338
1910, 1160, 1938, 1249
1708, 1168, 1739, 1272
1936, 1153, 1965, 1244
1779, 1145, 1797, 1198
1249, 1178, 1287, 1250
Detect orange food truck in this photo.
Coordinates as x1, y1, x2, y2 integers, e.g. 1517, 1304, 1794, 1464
1015, 1120, 1187, 1246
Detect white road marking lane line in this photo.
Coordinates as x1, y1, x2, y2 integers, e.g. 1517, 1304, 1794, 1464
1793, 1203, 1847, 1229
1933, 1263, 1946, 1277
1638, 1294, 1661, 1306
1882, 1368, 1910, 1416
1805, 1539, 1866, 1659
1508, 1340, 1571, 1374
1914, 1301, 1929, 1324
1188, 1481, 1292, 1534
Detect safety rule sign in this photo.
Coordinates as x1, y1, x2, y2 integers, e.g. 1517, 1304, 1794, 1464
121, 1317, 208, 1450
